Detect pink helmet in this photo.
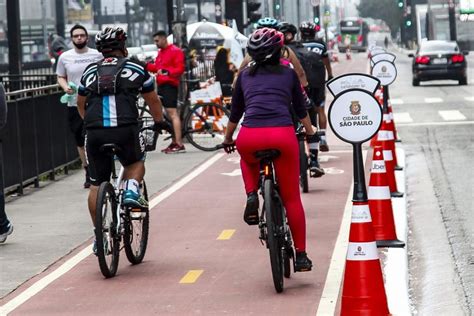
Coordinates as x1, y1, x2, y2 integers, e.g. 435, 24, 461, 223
247, 28, 284, 63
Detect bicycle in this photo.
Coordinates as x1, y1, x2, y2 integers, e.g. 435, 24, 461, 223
137, 79, 230, 151
94, 118, 158, 278
296, 123, 309, 193
255, 149, 294, 293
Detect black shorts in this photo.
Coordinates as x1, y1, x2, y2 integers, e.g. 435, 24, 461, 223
85, 125, 145, 186
307, 86, 326, 108
158, 84, 178, 108
68, 107, 85, 147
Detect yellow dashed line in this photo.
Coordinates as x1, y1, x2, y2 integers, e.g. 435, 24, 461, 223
217, 229, 235, 240
179, 270, 204, 284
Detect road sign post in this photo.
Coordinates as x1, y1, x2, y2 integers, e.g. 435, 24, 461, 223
326, 74, 382, 201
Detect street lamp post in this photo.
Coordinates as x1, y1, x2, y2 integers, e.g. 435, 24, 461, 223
448, 0, 457, 41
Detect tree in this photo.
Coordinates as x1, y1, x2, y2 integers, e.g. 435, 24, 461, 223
357, 0, 403, 37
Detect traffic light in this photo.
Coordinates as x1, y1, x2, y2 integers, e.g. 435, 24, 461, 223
313, 5, 321, 31
398, 0, 404, 9
247, 1, 262, 24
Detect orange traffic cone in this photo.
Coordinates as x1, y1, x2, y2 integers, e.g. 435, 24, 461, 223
388, 99, 401, 143
380, 138, 404, 198
341, 201, 390, 315
368, 146, 405, 248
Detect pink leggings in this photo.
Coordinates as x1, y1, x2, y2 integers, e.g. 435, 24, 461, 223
236, 126, 307, 251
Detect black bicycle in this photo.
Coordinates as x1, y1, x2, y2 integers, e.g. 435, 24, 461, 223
256, 149, 294, 293
296, 124, 309, 193
94, 118, 158, 278
137, 79, 230, 151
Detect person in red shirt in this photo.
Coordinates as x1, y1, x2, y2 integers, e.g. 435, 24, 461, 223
146, 31, 186, 153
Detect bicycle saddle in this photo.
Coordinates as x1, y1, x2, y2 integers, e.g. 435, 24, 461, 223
254, 149, 281, 160
99, 143, 121, 154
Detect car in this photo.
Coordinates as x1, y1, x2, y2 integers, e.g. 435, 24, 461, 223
141, 44, 158, 62
409, 40, 469, 86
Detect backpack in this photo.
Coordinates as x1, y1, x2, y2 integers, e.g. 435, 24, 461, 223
97, 57, 128, 95
288, 42, 325, 87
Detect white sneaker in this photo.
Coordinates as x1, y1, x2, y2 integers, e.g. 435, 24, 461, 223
0, 224, 13, 243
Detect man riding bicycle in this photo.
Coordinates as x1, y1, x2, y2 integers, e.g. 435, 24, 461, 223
77, 27, 167, 250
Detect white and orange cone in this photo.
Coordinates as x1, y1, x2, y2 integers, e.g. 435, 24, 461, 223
368, 146, 405, 248
341, 201, 390, 315
379, 137, 404, 198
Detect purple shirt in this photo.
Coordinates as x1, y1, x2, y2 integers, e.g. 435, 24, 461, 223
229, 66, 307, 127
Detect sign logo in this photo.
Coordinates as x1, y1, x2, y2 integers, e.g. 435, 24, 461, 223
381, 65, 387, 72
350, 101, 361, 115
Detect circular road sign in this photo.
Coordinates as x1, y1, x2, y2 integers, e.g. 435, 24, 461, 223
371, 60, 397, 86
328, 89, 383, 144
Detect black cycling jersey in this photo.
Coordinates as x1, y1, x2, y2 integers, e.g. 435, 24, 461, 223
78, 57, 155, 129
301, 39, 329, 58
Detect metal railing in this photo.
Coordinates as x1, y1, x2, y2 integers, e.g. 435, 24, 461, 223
0, 84, 79, 194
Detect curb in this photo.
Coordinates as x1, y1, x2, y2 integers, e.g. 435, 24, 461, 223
380, 146, 412, 315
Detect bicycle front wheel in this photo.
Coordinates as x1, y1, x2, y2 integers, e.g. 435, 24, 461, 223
184, 103, 230, 151
95, 182, 120, 278
124, 180, 150, 264
264, 179, 284, 293
299, 139, 309, 193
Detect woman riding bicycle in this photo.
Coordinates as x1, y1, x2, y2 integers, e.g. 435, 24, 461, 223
223, 28, 315, 272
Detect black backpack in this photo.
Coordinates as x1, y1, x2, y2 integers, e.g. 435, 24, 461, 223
287, 42, 325, 87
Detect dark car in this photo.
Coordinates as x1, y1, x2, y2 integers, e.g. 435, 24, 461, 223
409, 40, 469, 86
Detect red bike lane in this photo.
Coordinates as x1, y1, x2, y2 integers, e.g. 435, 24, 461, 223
2, 144, 354, 315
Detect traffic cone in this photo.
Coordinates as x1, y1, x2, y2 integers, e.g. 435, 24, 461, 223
368, 146, 405, 248
380, 138, 404, 198
388, 99, 401, 143
341, 201, 390, 315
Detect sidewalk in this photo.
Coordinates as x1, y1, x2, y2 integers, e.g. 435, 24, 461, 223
0, 138, 216, 298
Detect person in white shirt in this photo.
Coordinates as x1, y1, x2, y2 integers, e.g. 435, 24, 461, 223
56, 24, 102, 188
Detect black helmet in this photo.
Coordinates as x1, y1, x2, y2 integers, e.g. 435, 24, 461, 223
277, 22, 297, 35
247, 28, 284, 63
95, 26, 127, 54
299, 21, 316, 38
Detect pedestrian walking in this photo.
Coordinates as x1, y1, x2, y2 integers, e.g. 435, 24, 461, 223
0, 83, 13, 243
146, 31, 186, 154
56, 24, 102, 188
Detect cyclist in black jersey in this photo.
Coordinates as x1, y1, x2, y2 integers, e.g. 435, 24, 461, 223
77, 27, 167, 231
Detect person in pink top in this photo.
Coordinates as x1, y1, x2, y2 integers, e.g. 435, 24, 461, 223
146, 31, 186, 154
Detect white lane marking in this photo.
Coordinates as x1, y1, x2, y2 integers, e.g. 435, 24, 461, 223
0, 247, 91, 315
393, 112, 413, 123
397, 120, 474, 127
438, 110, 467, 121
424, 97, 443, 103
0, 152, 226, 315
390, 98, 404, 105
464, 96, 474, 102
221, 169, 242, 177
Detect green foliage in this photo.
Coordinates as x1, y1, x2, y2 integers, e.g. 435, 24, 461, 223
357, 0, 402, 36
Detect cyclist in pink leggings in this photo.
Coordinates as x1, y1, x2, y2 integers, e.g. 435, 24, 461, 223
222, 28, 316, 272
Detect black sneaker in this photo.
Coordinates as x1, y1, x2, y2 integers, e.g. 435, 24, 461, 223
243, 191, 259, 225
84, 167, 91, 189
319, 139, 329, 152
309, 155, 325, 178
295, 251, 313, 272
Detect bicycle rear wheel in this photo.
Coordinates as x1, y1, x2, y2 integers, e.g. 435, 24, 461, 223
299, 139, 309, 193
95, 182, 120, 278
124, 180, 150, 264
264, 179, 284, 293
184, 103, 230, 151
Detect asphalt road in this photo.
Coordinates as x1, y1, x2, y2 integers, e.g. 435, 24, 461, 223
389, 48, 473, 315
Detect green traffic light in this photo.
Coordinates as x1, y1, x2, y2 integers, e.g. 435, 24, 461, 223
314, 17, 320, 23
275, 4, 280, 10
406, 20, 412, 26
398, 2, 403, 7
